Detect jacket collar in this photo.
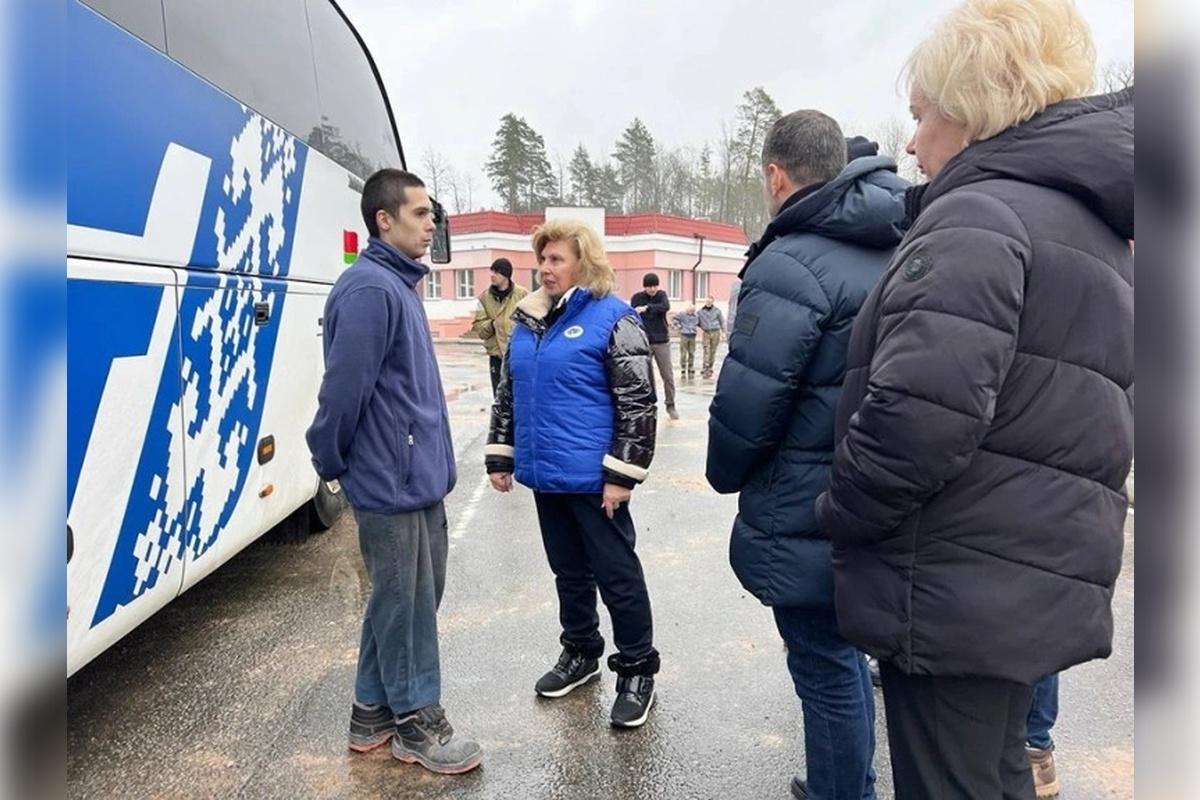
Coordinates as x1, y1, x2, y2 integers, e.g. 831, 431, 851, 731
360, 237, 429, 289
514, 286, 590, 335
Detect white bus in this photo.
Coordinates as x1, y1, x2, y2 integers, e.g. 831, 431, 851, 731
66, 0, 448, 675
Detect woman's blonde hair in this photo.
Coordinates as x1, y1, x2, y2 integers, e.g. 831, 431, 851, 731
905, 0, 1096, 141
531, 219, 616, 297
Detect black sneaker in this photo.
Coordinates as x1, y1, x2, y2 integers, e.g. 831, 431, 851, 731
392, 705, 483, 775
535, 647, 601, 698
610, 674, 655, 727
348, 703, 393, 753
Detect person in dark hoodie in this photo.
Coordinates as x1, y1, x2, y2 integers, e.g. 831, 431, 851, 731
815, 1, 1133, 798
306, 169, 482, 775
707, 112, 907, 800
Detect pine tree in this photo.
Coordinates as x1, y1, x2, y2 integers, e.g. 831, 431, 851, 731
614, 118, 658, 212
569, 145, 595, 206
484, 113, 560, 212
732, 87, 782, 234
594, 160, 624, 214
484, 113, 527, 212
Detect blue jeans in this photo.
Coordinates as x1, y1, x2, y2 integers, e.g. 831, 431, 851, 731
1026, 673, 1059, 750
774, 606, 877, 800
353, 503, 448, 714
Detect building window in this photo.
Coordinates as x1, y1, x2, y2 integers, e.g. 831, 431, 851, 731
695, 271, 710, 301
424, 270, 442, 300
456, 269, 474, 299
667, 269, 683, 300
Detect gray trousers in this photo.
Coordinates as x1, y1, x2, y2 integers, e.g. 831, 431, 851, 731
649, 342, 676, 407
353, 502, 448, 714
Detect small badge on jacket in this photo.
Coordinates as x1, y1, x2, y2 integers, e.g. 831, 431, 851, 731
902, 254, 933, 281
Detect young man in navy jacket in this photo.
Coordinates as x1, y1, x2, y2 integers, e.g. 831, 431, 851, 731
306, 169, 481, 775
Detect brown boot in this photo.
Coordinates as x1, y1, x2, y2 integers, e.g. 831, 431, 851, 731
1027, 745, 1060, 798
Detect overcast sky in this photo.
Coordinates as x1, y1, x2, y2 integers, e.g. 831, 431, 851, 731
339, 0, 1134, 209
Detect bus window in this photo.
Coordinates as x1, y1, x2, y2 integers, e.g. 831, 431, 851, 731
305, 0, 402, 178
162, 0, 321, 142
81, 0, 166, 52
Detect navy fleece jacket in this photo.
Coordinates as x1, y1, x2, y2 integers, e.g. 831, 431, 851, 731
306, 237, 456, 513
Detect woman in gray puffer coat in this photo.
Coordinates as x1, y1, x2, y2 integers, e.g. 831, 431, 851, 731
815, 1, 1133, 797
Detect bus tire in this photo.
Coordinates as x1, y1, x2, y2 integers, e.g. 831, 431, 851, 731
309, 479, 347, 532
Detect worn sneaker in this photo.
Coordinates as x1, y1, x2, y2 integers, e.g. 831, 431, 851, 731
1027, 745, 1060, 798
610, 673, 655, 727
348, 703, 393, 752
391, 705, 482, 775
535, 647, 601, 698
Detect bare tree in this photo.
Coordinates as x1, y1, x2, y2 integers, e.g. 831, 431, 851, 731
874, 117, 922, 184
462, 172, 477, 212
421, 147, 451, 203
716, 121, 737, 222
1100, 60, 1135, 93
445, 166, 464, 214
554, 150, 568, 205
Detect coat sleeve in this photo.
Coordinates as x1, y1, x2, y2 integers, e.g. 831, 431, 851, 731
602, 315, 657, 489
815, 191, 1031, 547
306, 287, 395, 480
484, 338, 516, 474
640, 291, 670, 321
470, 294, 495, 341
705, 250, 830, 493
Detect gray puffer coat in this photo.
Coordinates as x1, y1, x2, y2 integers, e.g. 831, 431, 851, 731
816, 89, 1134, 684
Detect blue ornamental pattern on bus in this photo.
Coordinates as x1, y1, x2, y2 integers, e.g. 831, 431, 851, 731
89, 111, 307, 626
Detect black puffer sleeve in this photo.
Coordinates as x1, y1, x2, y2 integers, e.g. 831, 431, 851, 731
602, 314, 657, 489
484, 341, 516, 474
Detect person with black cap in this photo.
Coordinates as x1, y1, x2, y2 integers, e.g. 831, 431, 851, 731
471, 257, 528, 395
630, 273, 678, 420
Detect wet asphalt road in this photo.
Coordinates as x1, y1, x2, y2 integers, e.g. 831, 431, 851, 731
68, 342, 1134, 799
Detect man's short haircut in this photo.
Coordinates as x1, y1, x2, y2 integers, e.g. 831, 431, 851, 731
761, 110, 847, 188
361, 169, 426, 238
642, 272, 660, 287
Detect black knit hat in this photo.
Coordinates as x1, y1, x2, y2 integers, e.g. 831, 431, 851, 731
846, 135, 880, 161
490, 258, 513, 279
642, 272, 660, 287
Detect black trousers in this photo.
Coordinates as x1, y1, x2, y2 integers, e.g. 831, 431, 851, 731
880, 662, 1036, 800
532, 492, 656, 662
488, 355, 503, 396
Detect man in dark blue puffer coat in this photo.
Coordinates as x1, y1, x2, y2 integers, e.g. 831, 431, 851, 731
706, 112, 907, 800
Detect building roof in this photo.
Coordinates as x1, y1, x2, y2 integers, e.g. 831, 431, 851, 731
449, 210, 748, 245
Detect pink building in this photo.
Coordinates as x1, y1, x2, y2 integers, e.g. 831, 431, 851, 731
422, 208, 749, 338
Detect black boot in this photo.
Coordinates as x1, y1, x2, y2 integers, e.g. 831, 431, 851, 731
608, 653, 660, 728
535, 645, 601, 698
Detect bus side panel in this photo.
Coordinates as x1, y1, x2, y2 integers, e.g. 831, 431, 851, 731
68, 2, 319, 673
67, 262, 187, 675
286, 146, 369, 284
176, 275, 328, 591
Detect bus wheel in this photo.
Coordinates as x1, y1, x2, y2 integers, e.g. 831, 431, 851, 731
309, 479, 347, 532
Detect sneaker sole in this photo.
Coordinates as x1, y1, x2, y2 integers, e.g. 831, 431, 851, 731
348, 732, 393, 753
610, 689, 655, 728
1035, 780, 1060, 799
392, 746, 484, 775
535, 665, 601, 698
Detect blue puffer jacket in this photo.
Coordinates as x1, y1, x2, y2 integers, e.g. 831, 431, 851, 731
706, 155, 908, 608
509, 289, 638, 493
